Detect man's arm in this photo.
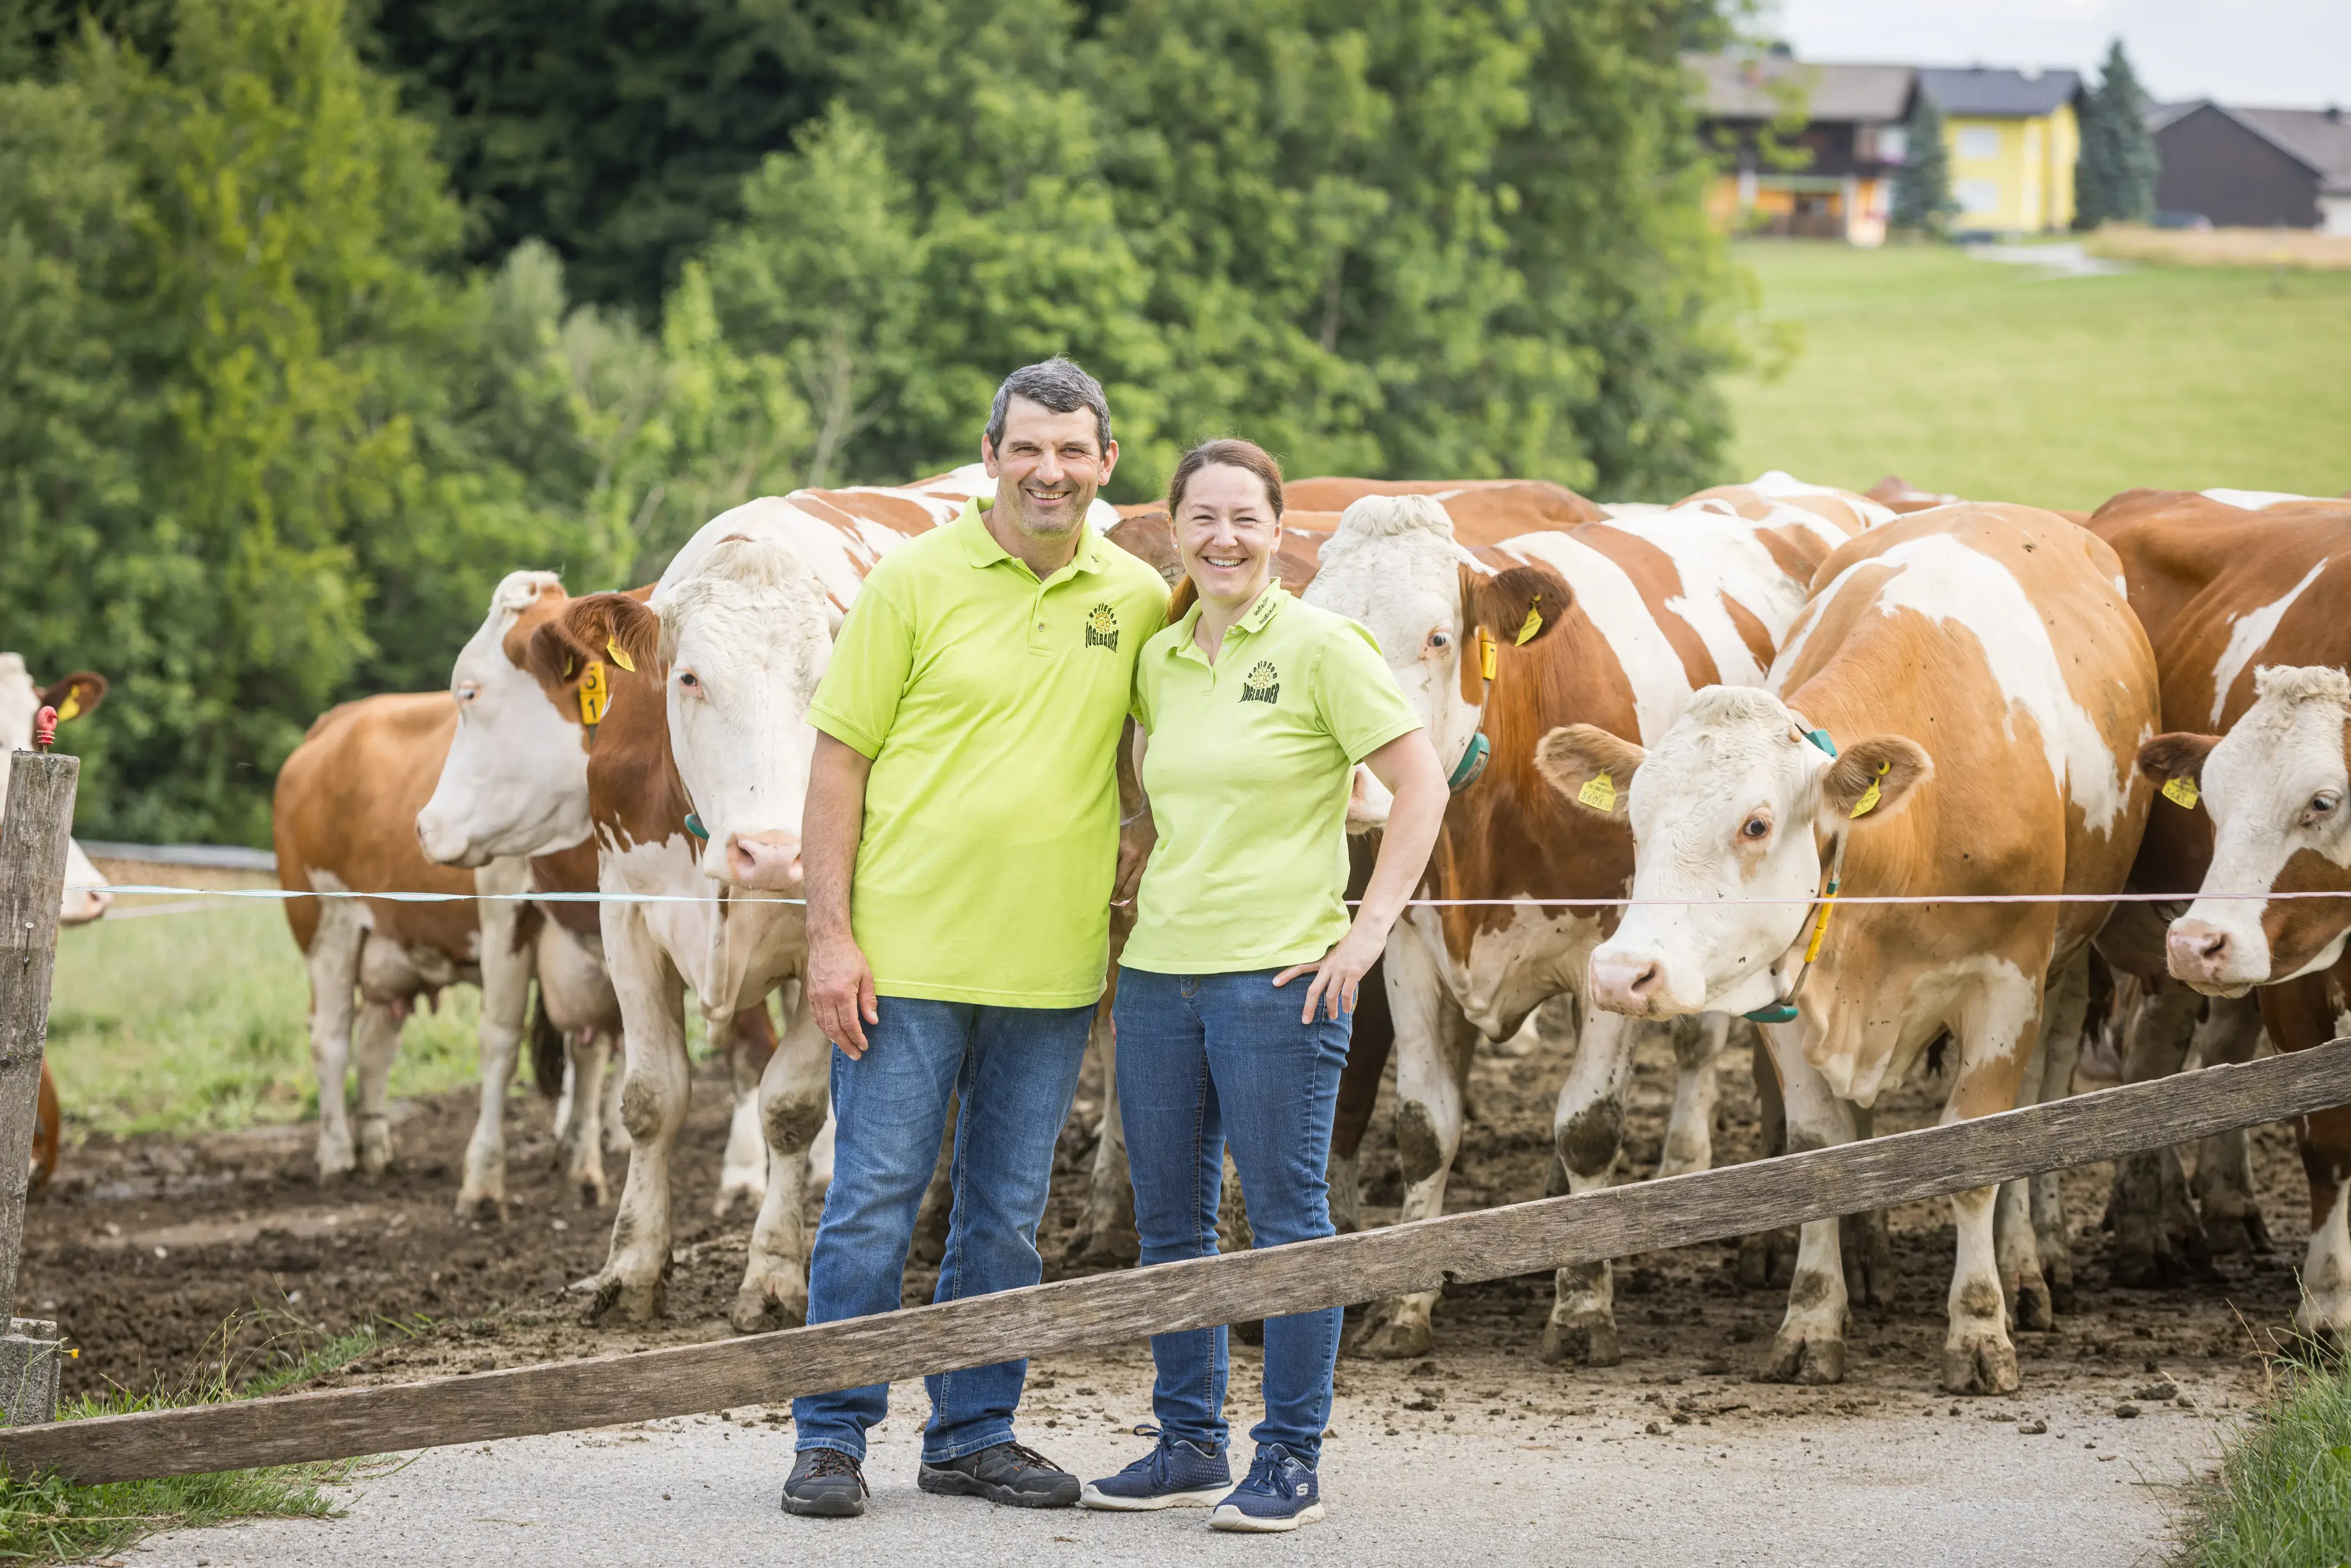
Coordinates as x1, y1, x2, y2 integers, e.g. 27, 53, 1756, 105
805, 732, 880, 1057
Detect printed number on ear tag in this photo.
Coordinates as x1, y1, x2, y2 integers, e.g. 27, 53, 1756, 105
578, 660, 611, 726
1578, 771, 1616, 813
2162, 775, 2200, 810
605, 636, 637, 674
1849, 759, 1891, 819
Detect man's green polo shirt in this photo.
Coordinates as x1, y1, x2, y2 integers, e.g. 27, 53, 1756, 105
1124, 585, 1422, 975
809, 499, 1168, 1007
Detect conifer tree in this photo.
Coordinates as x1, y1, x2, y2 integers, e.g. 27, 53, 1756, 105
2074, 39, 2158, 229
1891, 88, 1955, 235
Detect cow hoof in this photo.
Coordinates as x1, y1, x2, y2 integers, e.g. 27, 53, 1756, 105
1061, 1223, 1139, 1270
1738, 1228, 1796, 1289
575, 1174, 609, 1209
1353, 1314, 1432, 1361
2106, 1244, 2186, 1289
1941, 1334, 2021, 1395
2011, 1275, 2054, 1333
2197, 1211, 2273, 1257
2048, 1269, 2077, 1315
1763, 1332, 1845, 1385
729, 1283, 808, 1336
1540, 1314, 1621, 1368
711, 1182, 761, 1220
583, 1273, 665, 1326
454, 1190, 506, 1224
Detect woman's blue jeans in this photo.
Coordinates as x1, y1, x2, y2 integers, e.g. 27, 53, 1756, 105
1112, 965, 1352, 1464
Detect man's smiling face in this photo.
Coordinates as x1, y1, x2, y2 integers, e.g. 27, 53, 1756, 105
983, 395, 1117, 540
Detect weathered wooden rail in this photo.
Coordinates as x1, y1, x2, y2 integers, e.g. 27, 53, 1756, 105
3, 1037, 2347, 1484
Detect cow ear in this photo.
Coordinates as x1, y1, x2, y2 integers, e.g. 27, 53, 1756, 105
557, 593, 661, 678
37, 672, 107, 723
1823, 735, 1932, 823
2138, 732, 2220, 791
1534, 725, 1645, 819
1462, 564, 1569, 649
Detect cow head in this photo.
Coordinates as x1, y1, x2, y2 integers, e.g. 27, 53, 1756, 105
1538, 686, 1930, 1019
630, 536, 836, 889
2152, 665, 2351, 993
417, 571, 596, 866
1303, 495, 1564, 826
0, 653, 112, 924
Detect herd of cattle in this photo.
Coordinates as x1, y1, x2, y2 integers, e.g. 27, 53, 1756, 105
22, 465, 2351, 1399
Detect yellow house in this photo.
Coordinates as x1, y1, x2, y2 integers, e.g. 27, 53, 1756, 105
1919, 67, 2083, 233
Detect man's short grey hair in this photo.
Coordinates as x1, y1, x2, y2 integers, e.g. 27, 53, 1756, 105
985, 357, 1113, 453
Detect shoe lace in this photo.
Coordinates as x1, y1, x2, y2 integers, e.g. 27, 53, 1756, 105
996, 1441, 1063, 1476
1244, 1446, 1304, 1497
802, 1448, 867, 1490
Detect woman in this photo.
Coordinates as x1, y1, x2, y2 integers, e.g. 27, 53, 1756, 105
1080, 440, 1446, 1532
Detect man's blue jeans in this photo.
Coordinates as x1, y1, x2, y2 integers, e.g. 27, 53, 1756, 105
793, 996, 1094, 1463
1112, 966, 1352, 1464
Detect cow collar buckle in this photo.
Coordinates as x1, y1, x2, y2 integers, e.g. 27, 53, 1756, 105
1744, 725, 1847, 1025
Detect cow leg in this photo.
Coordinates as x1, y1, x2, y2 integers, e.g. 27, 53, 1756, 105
2105, 977, 2203, 1285
1354, 936, 1475, 1359
1941, 978, 2040, 1396
459, 860, 533, 1221
563, 1030, 614, 1207
2030, 958, 2090, 1312
1545, 1007, 1640, 1367
1066, 989, 1139, 1266
809, 1104, 837, 1194
1327, 948, 1394, 1238
350, 998, 403, 1177
715, 1003, 776, 1218
302, 897, 365, 1181
2188, 995, 2271, 1257
1994, 1014, 2055, 1332
1656, 1011, 1727, 1178
1740, 1027, 1798, 1288
1995, 956, 2085, 1331
1762, 1036, 1854, 1384
588, 912, 688, 1325
728, 986, 829, 1334
1839, 1107, 1892, 1308
2296, 1105, 2351, 1348
602, 1050, 629, 1156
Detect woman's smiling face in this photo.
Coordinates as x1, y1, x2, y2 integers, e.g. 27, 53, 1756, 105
1174, 462, 1279, 607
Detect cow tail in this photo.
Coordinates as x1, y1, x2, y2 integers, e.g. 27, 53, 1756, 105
528, 985, 566, 1100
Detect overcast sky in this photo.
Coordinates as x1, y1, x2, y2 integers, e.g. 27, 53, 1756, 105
1762, 0, 2350, 107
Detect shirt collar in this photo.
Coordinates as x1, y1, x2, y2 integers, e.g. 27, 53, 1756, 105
1171, 582, 1286, 665
955, 496, 1108, 579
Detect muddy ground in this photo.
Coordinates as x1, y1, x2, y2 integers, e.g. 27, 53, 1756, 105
24, 1021, 2313, 1412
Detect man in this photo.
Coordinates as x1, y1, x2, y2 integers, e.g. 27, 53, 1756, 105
783, 359, 1169, 1518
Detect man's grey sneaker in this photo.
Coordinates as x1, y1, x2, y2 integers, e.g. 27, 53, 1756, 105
1080, 1431, 1231, 1510
782, 1447, 868, 1518
1209, 1445, 1324, 1533
918, 1441, 1081, 1508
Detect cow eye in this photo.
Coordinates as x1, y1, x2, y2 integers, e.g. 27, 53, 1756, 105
2313, 793, 2340, 815
678, 671, 700, 689
1429, 630, 1450, 650
1741, 817, 1770, 840
455, 683, 479, 703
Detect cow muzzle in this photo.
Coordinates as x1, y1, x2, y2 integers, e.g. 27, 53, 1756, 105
1590, 950, 1679, 1018
2167, 918, 2253, 990
724, 830, 805, 891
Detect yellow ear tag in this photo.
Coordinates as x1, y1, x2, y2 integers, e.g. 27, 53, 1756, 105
2162, 774, 2200, 810
1578, 771, 1616, 812
55, 694, 80, 722
1849, 759, 1890, 819
605, 636, 636, 674
1515, 600, 1544, 646
577, 659, 610, 726
1479, 629, 1498, 682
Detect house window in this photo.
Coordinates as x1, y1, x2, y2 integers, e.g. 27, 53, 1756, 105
1956, 178, 2002, 215
1958, 127, 2002, 161
1875, 126, 1908, 162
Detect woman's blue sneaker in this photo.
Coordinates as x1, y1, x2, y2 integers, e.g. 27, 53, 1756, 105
1079, 1431, 1231, 1510
1209, 1445, 1324, 1532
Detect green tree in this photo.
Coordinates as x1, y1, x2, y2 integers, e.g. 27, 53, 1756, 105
2074, 38, 2157, 229
1891, 88, 1956, 235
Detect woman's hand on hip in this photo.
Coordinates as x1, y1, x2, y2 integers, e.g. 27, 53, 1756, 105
1273, 924, 1386, 1024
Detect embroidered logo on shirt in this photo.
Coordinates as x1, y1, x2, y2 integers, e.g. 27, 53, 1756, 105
1084, 603, 1120, 651
1240, 660, 1280, 705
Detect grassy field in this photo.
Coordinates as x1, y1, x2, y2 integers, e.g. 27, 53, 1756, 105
1722, 242, 2351, 513
45, 901, 486, 1139
2173, 1353, 2351, 1566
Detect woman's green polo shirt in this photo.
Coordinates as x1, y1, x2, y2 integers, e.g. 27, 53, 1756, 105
1124, 585, 1422, 975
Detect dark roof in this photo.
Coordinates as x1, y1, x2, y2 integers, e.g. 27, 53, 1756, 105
1688, 54, 1914, 123
1917, 66, 2083, 118
2152, 101, 2351, 192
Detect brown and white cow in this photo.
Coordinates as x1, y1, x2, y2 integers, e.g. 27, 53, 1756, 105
1300, 487, 1867, 1361
273, 692, 635, 1207
1538, 505, 2157, 1392
1285, 476, 1607, 529
2083, 490, 2351, 1340
1680, 471, 1898, 537
3, 654, 111, 1188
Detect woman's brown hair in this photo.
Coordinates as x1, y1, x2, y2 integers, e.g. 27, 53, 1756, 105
1163, 438, 1284, 622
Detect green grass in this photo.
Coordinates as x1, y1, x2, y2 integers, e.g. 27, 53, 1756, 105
44, 901, 486, 1139
0, 1317, 393, 1564
2173, 1353, 2351, 1566
1723, 242, 2351, 512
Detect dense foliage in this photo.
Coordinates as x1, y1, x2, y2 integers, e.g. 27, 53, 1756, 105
2073, 39, 2158, 230
3, 0, 1744, 842
1890, 90, 1955, 235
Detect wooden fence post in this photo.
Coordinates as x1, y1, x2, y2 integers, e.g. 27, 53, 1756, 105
0, 749, 78, 1426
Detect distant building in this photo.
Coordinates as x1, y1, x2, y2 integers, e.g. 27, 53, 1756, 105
1915, 67, 2083, 234
1692, 56, 2084, 242
2148, 102, 2351, 232
1689, 54, 1913, 245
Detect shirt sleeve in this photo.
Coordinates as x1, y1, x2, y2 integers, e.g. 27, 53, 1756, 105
808, 582, 915, 759
1314, 619, 1424, 764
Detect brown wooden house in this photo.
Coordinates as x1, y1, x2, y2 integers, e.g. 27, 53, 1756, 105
2150, 101, 2351, 232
